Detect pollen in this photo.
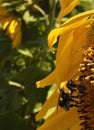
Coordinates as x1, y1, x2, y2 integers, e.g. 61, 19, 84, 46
60, 81, 71, 94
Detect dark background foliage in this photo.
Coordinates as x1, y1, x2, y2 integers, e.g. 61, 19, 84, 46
0, 0, 93, 130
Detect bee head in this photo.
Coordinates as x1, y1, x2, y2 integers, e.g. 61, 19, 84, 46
60, 81, 71, 94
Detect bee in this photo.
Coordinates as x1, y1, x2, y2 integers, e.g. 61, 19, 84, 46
57, 80, 79, 111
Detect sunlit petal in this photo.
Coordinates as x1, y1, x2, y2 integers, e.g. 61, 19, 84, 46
57, 0, 80, 23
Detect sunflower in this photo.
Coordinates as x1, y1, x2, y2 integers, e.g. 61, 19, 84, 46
36, 9, 94, 130
0, 0, 22, 48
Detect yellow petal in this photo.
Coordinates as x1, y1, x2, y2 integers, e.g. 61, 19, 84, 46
2, 21, 9, 29
11, 22, 22, 48
36, 89, 58, 121
57, 0, 80, 23
55, 28, 88, 85
37, 108, 81, 130
0, 17, 13, 29
36, 70, 56, 88
2, 18, 21, 48
48, 9, 94, 50
8, 20, 18, 34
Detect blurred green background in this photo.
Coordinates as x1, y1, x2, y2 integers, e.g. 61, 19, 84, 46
0, 0, 93, 130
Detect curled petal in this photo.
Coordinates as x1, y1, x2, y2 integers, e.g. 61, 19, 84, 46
48, 9, 94, 50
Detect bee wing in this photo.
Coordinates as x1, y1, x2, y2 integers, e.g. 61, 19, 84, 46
56, 93, 61, 113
